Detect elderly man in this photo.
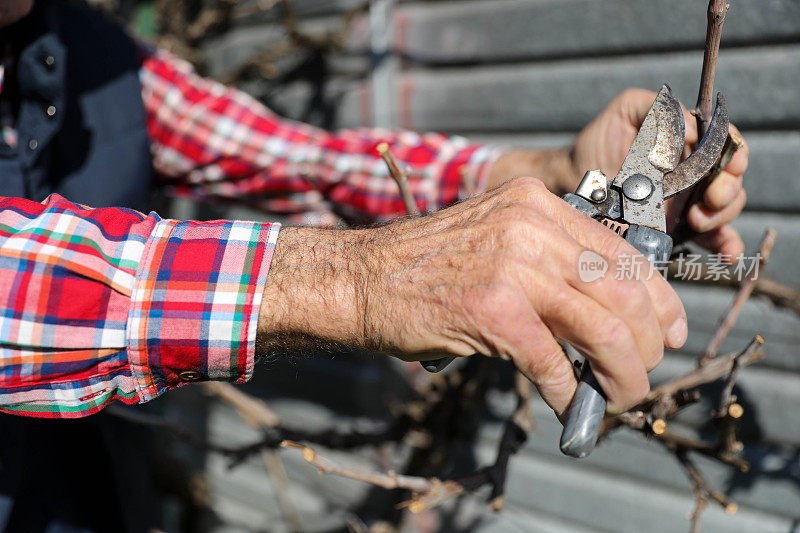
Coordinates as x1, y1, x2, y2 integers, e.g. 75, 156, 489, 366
0, 0, 747, 531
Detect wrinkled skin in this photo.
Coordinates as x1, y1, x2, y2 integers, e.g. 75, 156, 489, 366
260, 178, 688, 419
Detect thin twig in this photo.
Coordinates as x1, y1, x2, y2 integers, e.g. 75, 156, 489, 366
752, 277, 800, 315
674, 0, 734, 246
202, 381, 281, 426
281, 440, 438, 493
701, 228, 776, 364
668, 262, 800, 317
262, 449, 303, 531
715, 359, 745, 456
650, 336, 763, 402
602, 336, 764, 437
486, 372, 535, 512
675, 448, 738, 533
281, 367, 535, 515
378, 142, 421, 216
656, 430, 749, 472
695, 0, 729, 137
688, 495, 708, 533
716, 354, 742, 417
202, 383, 302, 530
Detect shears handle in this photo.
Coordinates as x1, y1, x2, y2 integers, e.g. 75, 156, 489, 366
560, 197, 673, 457
420, 357, 455, 373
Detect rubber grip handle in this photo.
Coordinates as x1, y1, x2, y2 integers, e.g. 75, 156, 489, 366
559, 365, 606, 457
560, 224, 672, 458
420, 357, 455, 373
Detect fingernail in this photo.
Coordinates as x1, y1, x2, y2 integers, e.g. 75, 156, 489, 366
667, 317, 688, 348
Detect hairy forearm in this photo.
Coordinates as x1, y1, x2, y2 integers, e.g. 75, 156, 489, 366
255, 220, 463, 361
256, 227, 372, 356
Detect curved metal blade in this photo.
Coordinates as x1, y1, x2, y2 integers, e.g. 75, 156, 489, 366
663, 93, 729, 199
612, 85, 685, 232
612, 85, 684, 189
650, 85, 686, 173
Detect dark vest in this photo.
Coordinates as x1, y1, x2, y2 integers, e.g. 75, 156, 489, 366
0, 0, 152, 208
0, 3, 157, 532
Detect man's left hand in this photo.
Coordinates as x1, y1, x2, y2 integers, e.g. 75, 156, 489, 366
487, 88, 748, 259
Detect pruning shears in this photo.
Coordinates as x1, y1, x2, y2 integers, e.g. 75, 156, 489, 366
559, 84, 729, 458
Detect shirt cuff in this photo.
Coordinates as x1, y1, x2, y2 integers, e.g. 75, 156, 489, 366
437, 142, 508, 208
127, 218, 280, 402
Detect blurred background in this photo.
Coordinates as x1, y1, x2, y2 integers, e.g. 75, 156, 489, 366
95, 1, 800, 531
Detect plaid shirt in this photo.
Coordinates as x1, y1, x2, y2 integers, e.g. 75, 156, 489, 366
0, 49, 501, 418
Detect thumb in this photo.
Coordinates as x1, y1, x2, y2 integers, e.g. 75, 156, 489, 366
618, 88, 699, 157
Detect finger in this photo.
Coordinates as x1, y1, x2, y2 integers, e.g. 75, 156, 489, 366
688, 189, 747, 233
541, 194, 688, 350
531, 215, 666, 369
692, 225, 745, 262
512, 325, 577, 421
619, 88, 698, 146
533, 280, 650, 413
724, 123, 749, 177
566, 264, 664, 372
617, 88, 658, 129
682, 104, 699, 147
703, 171, 742, 211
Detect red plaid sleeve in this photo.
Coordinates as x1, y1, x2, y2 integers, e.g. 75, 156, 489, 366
0, 194, 278, 418
141, 49, 505, 226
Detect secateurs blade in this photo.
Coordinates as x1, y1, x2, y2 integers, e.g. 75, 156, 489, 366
560, 84, 729, 458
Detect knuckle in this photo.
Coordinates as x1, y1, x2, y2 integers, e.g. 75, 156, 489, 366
544, 288, 575, 322
514, 176, 547, 190
593, 228, 628, 261
612, 279, 649, 309
527, 345, 571, 386
500, 176, 547, 203
596, 318, 631, 351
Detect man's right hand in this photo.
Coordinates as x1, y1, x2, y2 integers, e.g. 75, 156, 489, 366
258, 177, 688, 419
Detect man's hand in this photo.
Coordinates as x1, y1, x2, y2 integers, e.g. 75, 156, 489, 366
488, 88, 748, 259
258, 178, 688, 419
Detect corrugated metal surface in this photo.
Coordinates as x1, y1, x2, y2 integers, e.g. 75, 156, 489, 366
190, 1, 800, 531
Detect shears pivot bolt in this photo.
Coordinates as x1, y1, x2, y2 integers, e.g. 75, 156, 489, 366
622, 174, 654, 201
